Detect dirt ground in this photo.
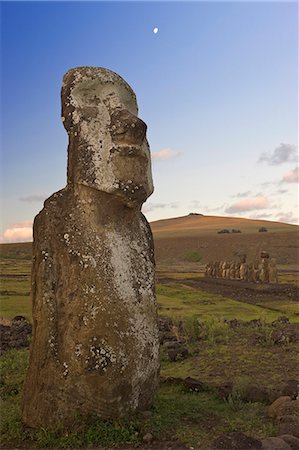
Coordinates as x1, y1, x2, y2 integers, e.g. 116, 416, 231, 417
157, 275, 299, 305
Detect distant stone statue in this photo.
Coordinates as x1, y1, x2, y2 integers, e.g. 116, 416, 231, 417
253, 260, 260, 283
259, 252, 270, 283
269, 258, 278, 283
240, 255, 248, 281
22, 67, 159, 427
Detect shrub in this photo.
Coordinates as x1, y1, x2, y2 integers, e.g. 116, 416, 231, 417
218, 229, 230, 234
259, 227, 268, 232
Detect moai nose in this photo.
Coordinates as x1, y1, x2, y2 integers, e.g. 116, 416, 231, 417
110, 109, 147, 146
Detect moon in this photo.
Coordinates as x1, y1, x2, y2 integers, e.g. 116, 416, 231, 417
153, 27, 159, 34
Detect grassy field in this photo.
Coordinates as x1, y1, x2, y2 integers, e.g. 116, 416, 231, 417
0, 239, 299, 449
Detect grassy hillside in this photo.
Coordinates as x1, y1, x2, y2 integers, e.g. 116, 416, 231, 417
0, 214, 298, 271
151, 214, 299, 270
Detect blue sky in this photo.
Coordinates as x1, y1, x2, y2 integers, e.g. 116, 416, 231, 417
1, 1, 298, 242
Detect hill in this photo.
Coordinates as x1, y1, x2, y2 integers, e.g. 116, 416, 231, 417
151, 214, 299, 271
0, 215, 298, 271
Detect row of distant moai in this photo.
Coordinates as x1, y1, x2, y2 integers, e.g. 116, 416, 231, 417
205, 251, 278, 284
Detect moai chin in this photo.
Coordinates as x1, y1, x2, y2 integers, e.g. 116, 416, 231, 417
22, 67, 159, 428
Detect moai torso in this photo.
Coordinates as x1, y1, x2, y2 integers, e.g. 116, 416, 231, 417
239, 255, 248, 281
22, 67, 159, 428
229, 262, 236, 279
253, 261, 260, 283
259, 252, 270, 283
247, 263, 254, 282
269, 258, 278, 283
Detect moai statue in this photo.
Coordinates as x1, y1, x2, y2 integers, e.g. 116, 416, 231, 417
229, 262, 236, 279
205, 263, 211, 277
253, 260, 260, 283
216, 261, 221, 278
235, 262, 241, 279
239, 255, 248, 281
225, 261, 230, 279
259, 251, 270, 283
247, 263, 254, 282
221, 261, 226, 278
269, 258, 278, 284
22, 67, 159, 428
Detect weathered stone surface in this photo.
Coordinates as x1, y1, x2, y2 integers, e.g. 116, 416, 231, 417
279, 435, 299, 450
278, 416, 299, 438
268, 397, 299, 419
261, 437, 291, 450
22, 67, 159, 427
211, 431, 262, 449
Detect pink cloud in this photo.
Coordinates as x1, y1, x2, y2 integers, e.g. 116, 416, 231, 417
0, 221, 33, 243
225, 196, 270, 214
282, 166, 299, 183
152, 148, 181, 161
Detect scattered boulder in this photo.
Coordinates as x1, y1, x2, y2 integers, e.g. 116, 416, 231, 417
183, 377, 206, 392
224, 319, 241, 328
268, 397, 299, 419
278, 435, 299, 450
142, 433, 153, 443
217, 382, 234, 400
272, 324, 299, 344
211, 431, 262, 449
278, 416, 299, 438
167, 345, 189, 362
242, 384, 269, 403
261, 437, 291, 450
0, 318, 32, 354
158, 317, 173, 333
281, 380, 299, 400
247, 319, 263, 328
272, 317, 290, 327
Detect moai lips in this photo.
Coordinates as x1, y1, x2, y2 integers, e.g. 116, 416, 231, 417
22, 67, 159, 428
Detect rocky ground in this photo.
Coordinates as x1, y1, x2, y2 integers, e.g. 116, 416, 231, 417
157, 275, 299, 305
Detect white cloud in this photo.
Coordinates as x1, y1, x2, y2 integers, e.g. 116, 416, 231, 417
281, 166, 299, 183
225, 196, 270, 214
0, 221, 33, 243
276, 212, 298, 225
258, 143, 297, 165
248, 213, 274, 219
19, 194, 46, 202
151, 148, 181, 161
142, 202, 179, 213
232, 191, 252, 198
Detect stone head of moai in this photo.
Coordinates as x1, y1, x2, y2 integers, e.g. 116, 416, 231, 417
61, 67, 153, 208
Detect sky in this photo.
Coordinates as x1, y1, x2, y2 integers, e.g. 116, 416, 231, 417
1, 0, 298, 243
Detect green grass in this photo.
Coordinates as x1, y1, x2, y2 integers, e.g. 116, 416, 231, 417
0, 349, 277, 449
157, 283, 299, 322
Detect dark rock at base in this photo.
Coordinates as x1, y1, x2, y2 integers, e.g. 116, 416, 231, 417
272, 324, 299, 344
160, 376, 185, 385
248, 319, 263, 328
278, 416, 299, 438
217, 382, 234, 400
281, 380, 299, 400
261, 437, 291, 449
164, 340, 182, 349
279, 435, 299, 450
211, 431, 262, 449
184, 377, 206, 392
0, 319, 32, 354
167, 346, 189, 362
224, 319, 241, 328
159, 332, 177, 345
272, 316, 290, 327
242, 384, 269, 403
158, 317, 173, 332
